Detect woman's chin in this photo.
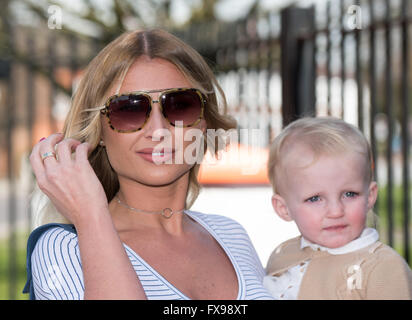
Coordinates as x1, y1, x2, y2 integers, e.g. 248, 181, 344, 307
133, 168, 191, 187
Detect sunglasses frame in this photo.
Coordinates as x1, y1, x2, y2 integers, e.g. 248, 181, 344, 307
99, 87, 206, 133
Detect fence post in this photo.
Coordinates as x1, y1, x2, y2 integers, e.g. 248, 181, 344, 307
280, 6, 316, 126
2, 11, 17, 300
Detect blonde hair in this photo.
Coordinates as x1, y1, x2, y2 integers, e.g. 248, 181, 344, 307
267, 117, 374, 195
32, 29, 236, 227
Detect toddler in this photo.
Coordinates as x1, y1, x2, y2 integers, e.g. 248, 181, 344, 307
264, 117, 412, 299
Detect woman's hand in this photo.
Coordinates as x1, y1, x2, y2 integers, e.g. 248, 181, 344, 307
30, 133, 109, 227
30, 133, 146, 299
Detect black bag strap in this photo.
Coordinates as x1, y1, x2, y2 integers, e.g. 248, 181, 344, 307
23, 223, 77, 300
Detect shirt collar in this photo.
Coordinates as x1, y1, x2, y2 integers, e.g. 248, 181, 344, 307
300, 228, 379, 255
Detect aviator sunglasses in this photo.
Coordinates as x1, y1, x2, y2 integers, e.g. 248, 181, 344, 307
98, 87, 206, 133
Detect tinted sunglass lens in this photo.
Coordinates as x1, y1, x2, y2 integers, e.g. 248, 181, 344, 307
108, 94, 150, 131
162, 90, 202, 126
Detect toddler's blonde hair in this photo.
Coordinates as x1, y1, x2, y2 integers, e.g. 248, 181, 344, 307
267, 117, 374, 195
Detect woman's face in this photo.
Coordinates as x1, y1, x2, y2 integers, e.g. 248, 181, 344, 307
101, 57, 207, 187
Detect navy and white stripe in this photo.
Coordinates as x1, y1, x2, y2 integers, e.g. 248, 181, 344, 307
27, 210, 274, 300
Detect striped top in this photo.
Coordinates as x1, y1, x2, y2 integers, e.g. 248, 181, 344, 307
25, 210, 274, 300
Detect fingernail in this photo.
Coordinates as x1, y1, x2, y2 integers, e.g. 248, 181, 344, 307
39, 137, 46, 142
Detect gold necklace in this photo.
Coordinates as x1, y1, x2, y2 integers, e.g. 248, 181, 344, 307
115, 196, 185, 219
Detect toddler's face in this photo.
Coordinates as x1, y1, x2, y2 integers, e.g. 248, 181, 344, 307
272, 149, 377, 248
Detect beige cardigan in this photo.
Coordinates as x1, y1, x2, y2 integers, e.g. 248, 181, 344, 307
266, 236, 412, 300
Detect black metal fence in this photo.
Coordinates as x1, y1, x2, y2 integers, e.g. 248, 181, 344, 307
176, 0, 411, 262
0, 23, 96, 299
0, 0, 410, 299
287, 0, 411, 262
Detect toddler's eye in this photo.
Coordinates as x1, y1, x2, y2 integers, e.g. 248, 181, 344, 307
344, 191, 358, 198
306, 195, 320, 203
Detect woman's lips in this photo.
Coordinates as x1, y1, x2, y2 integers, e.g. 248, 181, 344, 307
136, 148, 175, 164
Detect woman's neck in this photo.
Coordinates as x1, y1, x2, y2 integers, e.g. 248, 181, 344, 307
108, 172, 190, 235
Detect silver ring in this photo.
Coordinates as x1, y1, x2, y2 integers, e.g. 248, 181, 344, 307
41, 151, 56, 162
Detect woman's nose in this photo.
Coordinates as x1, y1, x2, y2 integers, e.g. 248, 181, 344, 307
143, 103, 169, 140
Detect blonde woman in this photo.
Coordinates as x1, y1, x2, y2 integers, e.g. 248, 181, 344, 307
23, 29, 273, 300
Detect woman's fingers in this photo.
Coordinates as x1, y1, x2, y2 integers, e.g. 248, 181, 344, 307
74, 142, 92, 164
37, 133, 64, 153
40, 133, 67, 170
55, 138, 82, 163
31, 133, 62, 163
28, 134, 107, 226
30, 133, 63, 182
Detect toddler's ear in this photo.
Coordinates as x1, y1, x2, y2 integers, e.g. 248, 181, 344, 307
367, 181, 378, 210
271, 194, 293, 222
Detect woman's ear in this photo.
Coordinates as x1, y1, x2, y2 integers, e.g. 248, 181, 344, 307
367, 181, 378, 211
271, 194, 293, 222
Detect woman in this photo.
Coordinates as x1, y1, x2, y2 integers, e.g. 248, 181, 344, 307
23, 29, 273, 300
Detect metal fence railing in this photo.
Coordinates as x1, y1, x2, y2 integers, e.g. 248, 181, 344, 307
0, 0, 410, 299
0, 22, 94, 299
305, 0, 411, 262
177, 0, 411, 264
